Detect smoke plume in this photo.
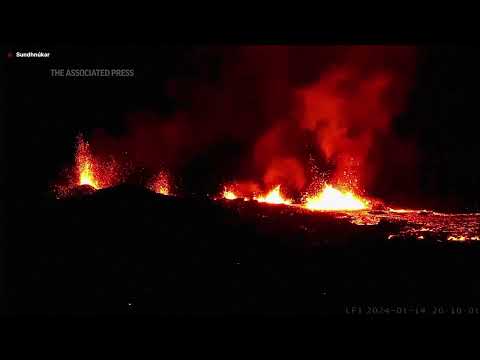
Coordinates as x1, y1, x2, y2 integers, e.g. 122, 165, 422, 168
90, 46, 417, 196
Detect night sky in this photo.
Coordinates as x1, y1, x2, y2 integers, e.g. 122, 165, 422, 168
5, 45, 480, 211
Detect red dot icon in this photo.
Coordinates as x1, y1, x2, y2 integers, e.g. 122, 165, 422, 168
7, 52, 13, 59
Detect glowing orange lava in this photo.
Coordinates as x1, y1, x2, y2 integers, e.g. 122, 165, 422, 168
304, 184, 369, 211
76, 137, 99, 189
149, 171, 170, 195
255, 185, 292, 205
223, 188, 238, 200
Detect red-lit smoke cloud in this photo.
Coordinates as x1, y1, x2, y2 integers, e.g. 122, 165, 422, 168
295, 46, 417, 190
90, 46, 417, 196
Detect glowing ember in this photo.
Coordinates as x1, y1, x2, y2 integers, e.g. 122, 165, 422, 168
223, 189, 238, 200
76, 137, 99, 189
255, 185, 292, 205
304, 184, 369, 211
149, 171, 170, 195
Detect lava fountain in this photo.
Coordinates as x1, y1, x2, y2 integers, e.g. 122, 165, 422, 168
54, 134, 120, 198
149, 171, 170, 195
76, 136, 99, 189
304, 184, 369, 211
255, 185, 292, 205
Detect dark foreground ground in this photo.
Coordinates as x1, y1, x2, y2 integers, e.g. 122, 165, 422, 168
6, 185, 480, 316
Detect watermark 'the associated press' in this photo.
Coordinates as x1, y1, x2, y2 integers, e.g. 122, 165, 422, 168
50, 68, 135, 77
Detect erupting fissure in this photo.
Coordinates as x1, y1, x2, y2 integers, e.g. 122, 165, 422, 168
221, 181, 369, 211
56, 136, 479, 242
69, 136, 371, 212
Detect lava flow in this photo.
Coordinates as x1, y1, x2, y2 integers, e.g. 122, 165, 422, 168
303, 184, 369, 211
255, 185, 292, 205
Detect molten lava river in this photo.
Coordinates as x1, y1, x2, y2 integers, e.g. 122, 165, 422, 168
220, 184, 480, 242
346, 209, 480, 241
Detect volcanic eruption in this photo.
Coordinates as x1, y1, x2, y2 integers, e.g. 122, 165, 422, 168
51, 47, 480, 242
13, 44, 480, 318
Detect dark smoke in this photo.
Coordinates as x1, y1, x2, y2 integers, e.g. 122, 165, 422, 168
90, 46, 417, 197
